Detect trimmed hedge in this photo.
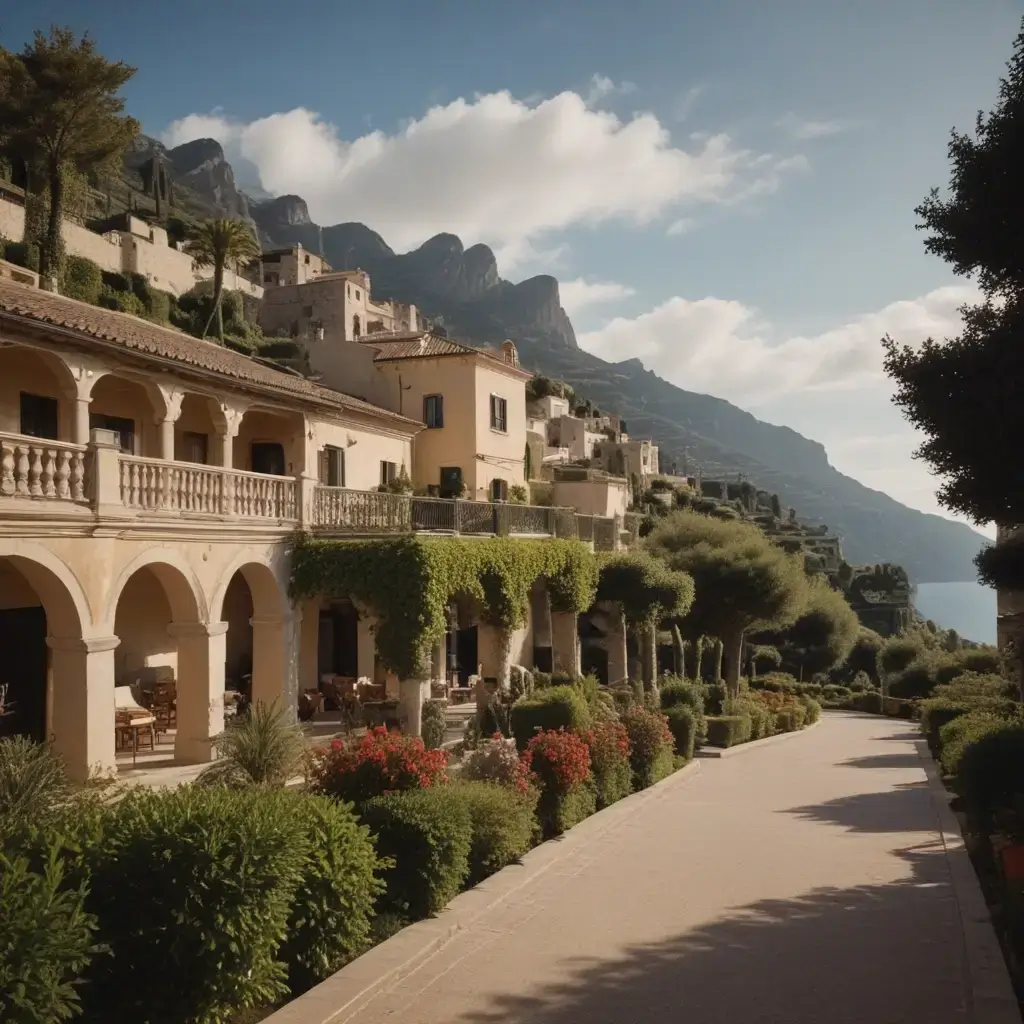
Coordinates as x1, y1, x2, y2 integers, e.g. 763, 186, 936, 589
449, 781, 537, 885
664, 706, 697, 760
851, 691, 883, 715
956, 723, 1024, 825
938, 713, 1007, 778
510, 685, 591, 751
421, 699, 447, 750
360, 788, 472, 920
705, 715, 752, 748
60, 255, 103, 305
276, 794, 383, 996
80, 787, 306, 1023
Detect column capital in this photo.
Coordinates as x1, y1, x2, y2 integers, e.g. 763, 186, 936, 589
167, 620, 229, 639
47, 634, 120, 654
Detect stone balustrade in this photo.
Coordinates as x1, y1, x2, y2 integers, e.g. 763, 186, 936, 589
119, 456, 298, 520
0, 431, 88, 503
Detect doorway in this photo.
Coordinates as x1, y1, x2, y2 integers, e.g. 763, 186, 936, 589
0, 606, 48, 741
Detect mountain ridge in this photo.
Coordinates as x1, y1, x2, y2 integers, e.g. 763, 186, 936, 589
148, 139, 987, 584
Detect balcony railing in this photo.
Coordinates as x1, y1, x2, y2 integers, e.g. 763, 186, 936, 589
594, 516, 618, 552
314, 487, 576, 538
119, 456, 297, 520
0, 432, 88, 504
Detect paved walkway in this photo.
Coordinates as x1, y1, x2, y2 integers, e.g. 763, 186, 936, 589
346, 712, 982, 1024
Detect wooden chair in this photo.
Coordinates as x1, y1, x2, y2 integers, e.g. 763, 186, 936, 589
114, 685, 157, 764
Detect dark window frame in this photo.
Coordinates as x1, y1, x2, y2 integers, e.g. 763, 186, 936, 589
19, 392, 59, 440
489, 394, 508, 433
380, 460, 397, 487
424, 394, 444, 428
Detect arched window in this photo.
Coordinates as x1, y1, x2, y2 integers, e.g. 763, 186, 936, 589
352, 314, 361, 338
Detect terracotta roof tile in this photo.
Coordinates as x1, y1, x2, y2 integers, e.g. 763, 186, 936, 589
364, 331, 533, 377
0, 278, 419, 427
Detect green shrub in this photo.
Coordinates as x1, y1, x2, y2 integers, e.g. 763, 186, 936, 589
60, 255, 103, 305
933, 671, 1016, 701
360, 788, 472, 920
852, 691, 883, 714
510, 685, 591, 751
276, 794, 383, 996
889, 660, 939, 700
956, 723, 1024, 825
703, 680, 728, 714
145, 288, 172, 323
659, 677, 707, 743
938, 714, 1007, 778
607, 687, 635, 716
4, 240, 40, 272
919, 696, 1017, 753
664, 706, 697, 760
799, 696, 821, 725
80, 786, 306, 1024
705, 715, 752, 748
449, 781, 537, 885
97, 284, 145, 316
421, 699, 448, 750
0, 847, 98, 1024
727, 696, 774, 740
621, 705, 674, 788
197, 699, 307, 789
0, 737, 75, 835
757, 671, 799, 693
585, 719, 633, 808
849, 671, 873, 692
525, 729, 594, 837
775, 706, 806, 733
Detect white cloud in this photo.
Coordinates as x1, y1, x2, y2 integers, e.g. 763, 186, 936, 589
578, 285, 984, 525
585, 74, 637, 106
776, 111, 847, 140
162, 85, 804, 271
674, 84, 705, 122
666, 217, 695, 236
559, 278, 637, 317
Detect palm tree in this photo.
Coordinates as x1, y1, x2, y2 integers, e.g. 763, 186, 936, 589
183, 219, 260, 341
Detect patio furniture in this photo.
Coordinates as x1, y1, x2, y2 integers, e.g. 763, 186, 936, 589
151, 679, 177, 735
114, 685, 157, 764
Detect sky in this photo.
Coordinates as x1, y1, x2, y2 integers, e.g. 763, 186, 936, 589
4, 0, 1022, 537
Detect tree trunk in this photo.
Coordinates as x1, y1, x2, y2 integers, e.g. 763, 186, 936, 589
43, 158, 63, 290
722, 628, 743, 697
694, 639, 704, 682
713, 638, 724, 682
203, 261, 225, 340
671, 623, 686, 678
641, 624, 657, 692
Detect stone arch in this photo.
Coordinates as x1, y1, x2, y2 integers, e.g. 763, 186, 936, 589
0, 540, 91, 638
209, 552, 290, 622
102, 547, 207, 629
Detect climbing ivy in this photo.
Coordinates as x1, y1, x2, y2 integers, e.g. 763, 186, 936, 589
595, 551, 694, 626
291, 535, 598, 678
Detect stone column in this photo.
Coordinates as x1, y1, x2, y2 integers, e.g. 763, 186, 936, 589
46, 635, 119, 782
399, 675, 429, 737
606, 607, 629, 687
551, 611, 581, 678
250, 610, 300, 718
431, 638, 446, 687
88, 429, 128, 517
530, 581, 553, 672
356, 614, 377, 680
73, 397, 92, 446
216, 407, 244, 469
168, 621, 227, 764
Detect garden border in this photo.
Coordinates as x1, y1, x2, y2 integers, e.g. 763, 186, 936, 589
916, 738, 1021, 1024
261, 759, 703, 1024
697, 718, 821, 759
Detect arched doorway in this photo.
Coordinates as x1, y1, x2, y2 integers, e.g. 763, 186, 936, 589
213, 561, 295, 716
88, 372, 167, 455
109, 556, 213, 765
0, 547, 97, 778
0, 344, 78, 442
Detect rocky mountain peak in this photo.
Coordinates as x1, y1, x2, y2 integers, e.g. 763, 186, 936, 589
167, 139, 250, 222
252, 194, 312, 227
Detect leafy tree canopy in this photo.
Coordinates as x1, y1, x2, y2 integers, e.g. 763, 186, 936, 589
0, 27, 138, 281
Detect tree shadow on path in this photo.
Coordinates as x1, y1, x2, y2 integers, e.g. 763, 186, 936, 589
455, 846, 965, 1024
839, 752, 925, 770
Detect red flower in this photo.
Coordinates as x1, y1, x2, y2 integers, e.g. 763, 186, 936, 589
525, 728, 591, 794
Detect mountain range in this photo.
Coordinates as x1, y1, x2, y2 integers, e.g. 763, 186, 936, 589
125, 136, 989, 585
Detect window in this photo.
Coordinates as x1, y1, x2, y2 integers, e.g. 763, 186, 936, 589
439, 466, 463, 498
352, 314, 361, 338
89, 413, 135, 454
251, 442, 286, 476
424, 394, 444, 428
304, 254, 310, 265
319, 445, 345, 487
489, 395, 508, 433
490, 478, 508, 502
347, 285, 351, 298
181, 431, 208, 465
302, 304, 314, 317
355, 289, 361, 300
380, 460, 397, 487
19, 392, 58, 440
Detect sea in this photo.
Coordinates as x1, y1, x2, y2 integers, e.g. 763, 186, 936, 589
913, 581, 997, 646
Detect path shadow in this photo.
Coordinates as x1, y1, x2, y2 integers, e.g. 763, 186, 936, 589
456, 847, 968, 1024
840, 752, 924, 770
782, 781, 936, 833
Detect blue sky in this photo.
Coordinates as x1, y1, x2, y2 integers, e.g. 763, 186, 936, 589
3, 1, 1022, 528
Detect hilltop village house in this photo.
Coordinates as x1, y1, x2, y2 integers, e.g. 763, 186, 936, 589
0, 260, 638, 783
